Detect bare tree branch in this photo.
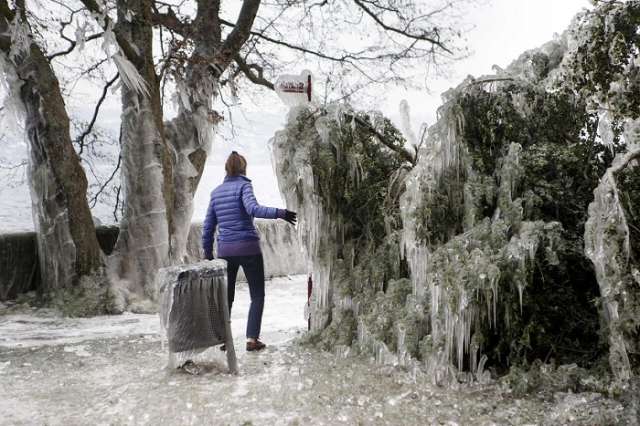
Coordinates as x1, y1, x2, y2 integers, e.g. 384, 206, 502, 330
48, 32, 103, 60
76, 73, 119, 155
222, 19, 355, 63
352, 0, 453, 54
151, 4, 190, 37
214, 0, 261, 74
233, 53, 274, 90
89, 154, 121, 209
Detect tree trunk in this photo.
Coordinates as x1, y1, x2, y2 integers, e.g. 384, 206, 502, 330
109, 0, 173, 298
164, 0, 259, 262
164, 55, 220, 263
0, 13, 103, 296
108, 0, 259, 299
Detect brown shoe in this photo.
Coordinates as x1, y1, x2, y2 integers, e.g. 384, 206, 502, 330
246, 340, 266, 352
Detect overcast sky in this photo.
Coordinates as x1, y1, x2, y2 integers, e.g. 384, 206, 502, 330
385, 0, 590, 126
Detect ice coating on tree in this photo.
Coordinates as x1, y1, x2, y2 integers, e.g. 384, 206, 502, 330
400, 101, 563, 380
7, 15, 30, 61
109, 99, 170, 299
399, 100, 418, 147
164, 71, 219, 265
0, 12, 106, 310
112, 52, 149, 97
100, 26, 149, 97
0, 52, 25, 133
584, 123, 640, 381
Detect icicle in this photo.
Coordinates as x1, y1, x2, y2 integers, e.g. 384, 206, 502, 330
75, 22, 88, 51
8, 15, 31, 61
399, 100, 418, 147
101, 26, 149, 97
0, 53, 26, 133
112, 53, 149, 97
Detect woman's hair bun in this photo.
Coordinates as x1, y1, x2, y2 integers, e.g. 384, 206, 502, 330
226, 151, 247, 176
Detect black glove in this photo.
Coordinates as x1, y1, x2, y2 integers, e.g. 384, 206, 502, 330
283, 209, 297, 226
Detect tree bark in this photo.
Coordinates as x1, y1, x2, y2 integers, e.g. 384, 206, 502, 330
164, 0, 260, 262
109, 0, 172, 297
0, 11, 104, 295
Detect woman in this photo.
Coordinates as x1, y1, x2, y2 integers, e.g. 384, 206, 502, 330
202, 151, 297, 352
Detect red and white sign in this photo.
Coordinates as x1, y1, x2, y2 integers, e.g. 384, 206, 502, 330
275, 70, 312, 107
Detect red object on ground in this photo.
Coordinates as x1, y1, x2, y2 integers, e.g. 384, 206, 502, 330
307, 275, 313, 330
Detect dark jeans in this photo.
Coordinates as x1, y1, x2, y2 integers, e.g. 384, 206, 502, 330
221, 254, 265, 339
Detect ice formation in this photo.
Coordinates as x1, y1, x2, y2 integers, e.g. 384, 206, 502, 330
1, 14, 105, 304
400, 92, 565, 382
108, 93, 170, 299
271, 106, 336, 331
269, 21, 635, 385
99, 24, 149, 97
164, 70, 219, 265
584, 131, 640, 381
186, 220, 307, 278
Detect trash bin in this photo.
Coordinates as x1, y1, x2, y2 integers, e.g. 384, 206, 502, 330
158, 260, 238, 374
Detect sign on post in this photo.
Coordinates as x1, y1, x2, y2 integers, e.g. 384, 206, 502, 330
275, 70, 312, 107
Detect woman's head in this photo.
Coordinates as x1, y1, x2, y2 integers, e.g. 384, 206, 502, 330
225, 151, 247, 176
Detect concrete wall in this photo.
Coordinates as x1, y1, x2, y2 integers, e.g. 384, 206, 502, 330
0, 220, 306, 301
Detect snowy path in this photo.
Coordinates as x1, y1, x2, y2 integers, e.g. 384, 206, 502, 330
0, 276, 628, 425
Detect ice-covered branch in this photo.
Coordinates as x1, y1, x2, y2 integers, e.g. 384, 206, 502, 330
608, 146, 640, 176
78, 0, 140, 63
345, 113, 417, 165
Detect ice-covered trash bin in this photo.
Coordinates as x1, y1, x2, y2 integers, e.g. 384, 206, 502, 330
157, 260, 238, 374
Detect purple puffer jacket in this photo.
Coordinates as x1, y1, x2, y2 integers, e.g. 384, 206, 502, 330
202, 175, 284, 258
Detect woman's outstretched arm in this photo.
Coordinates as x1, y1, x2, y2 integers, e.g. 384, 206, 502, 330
202, 195, 218, 259
241, 182, 284, 219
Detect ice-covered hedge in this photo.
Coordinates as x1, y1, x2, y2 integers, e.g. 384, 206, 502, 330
270, 1, 640, 384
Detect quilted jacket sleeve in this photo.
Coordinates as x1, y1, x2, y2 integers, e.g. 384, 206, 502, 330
202, 194, 218, 259
241, 182, 282, 219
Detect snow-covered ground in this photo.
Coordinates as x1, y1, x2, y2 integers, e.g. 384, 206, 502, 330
0, 276, 629, 425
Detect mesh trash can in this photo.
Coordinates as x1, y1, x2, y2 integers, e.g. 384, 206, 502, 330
158, 260, 238, 374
